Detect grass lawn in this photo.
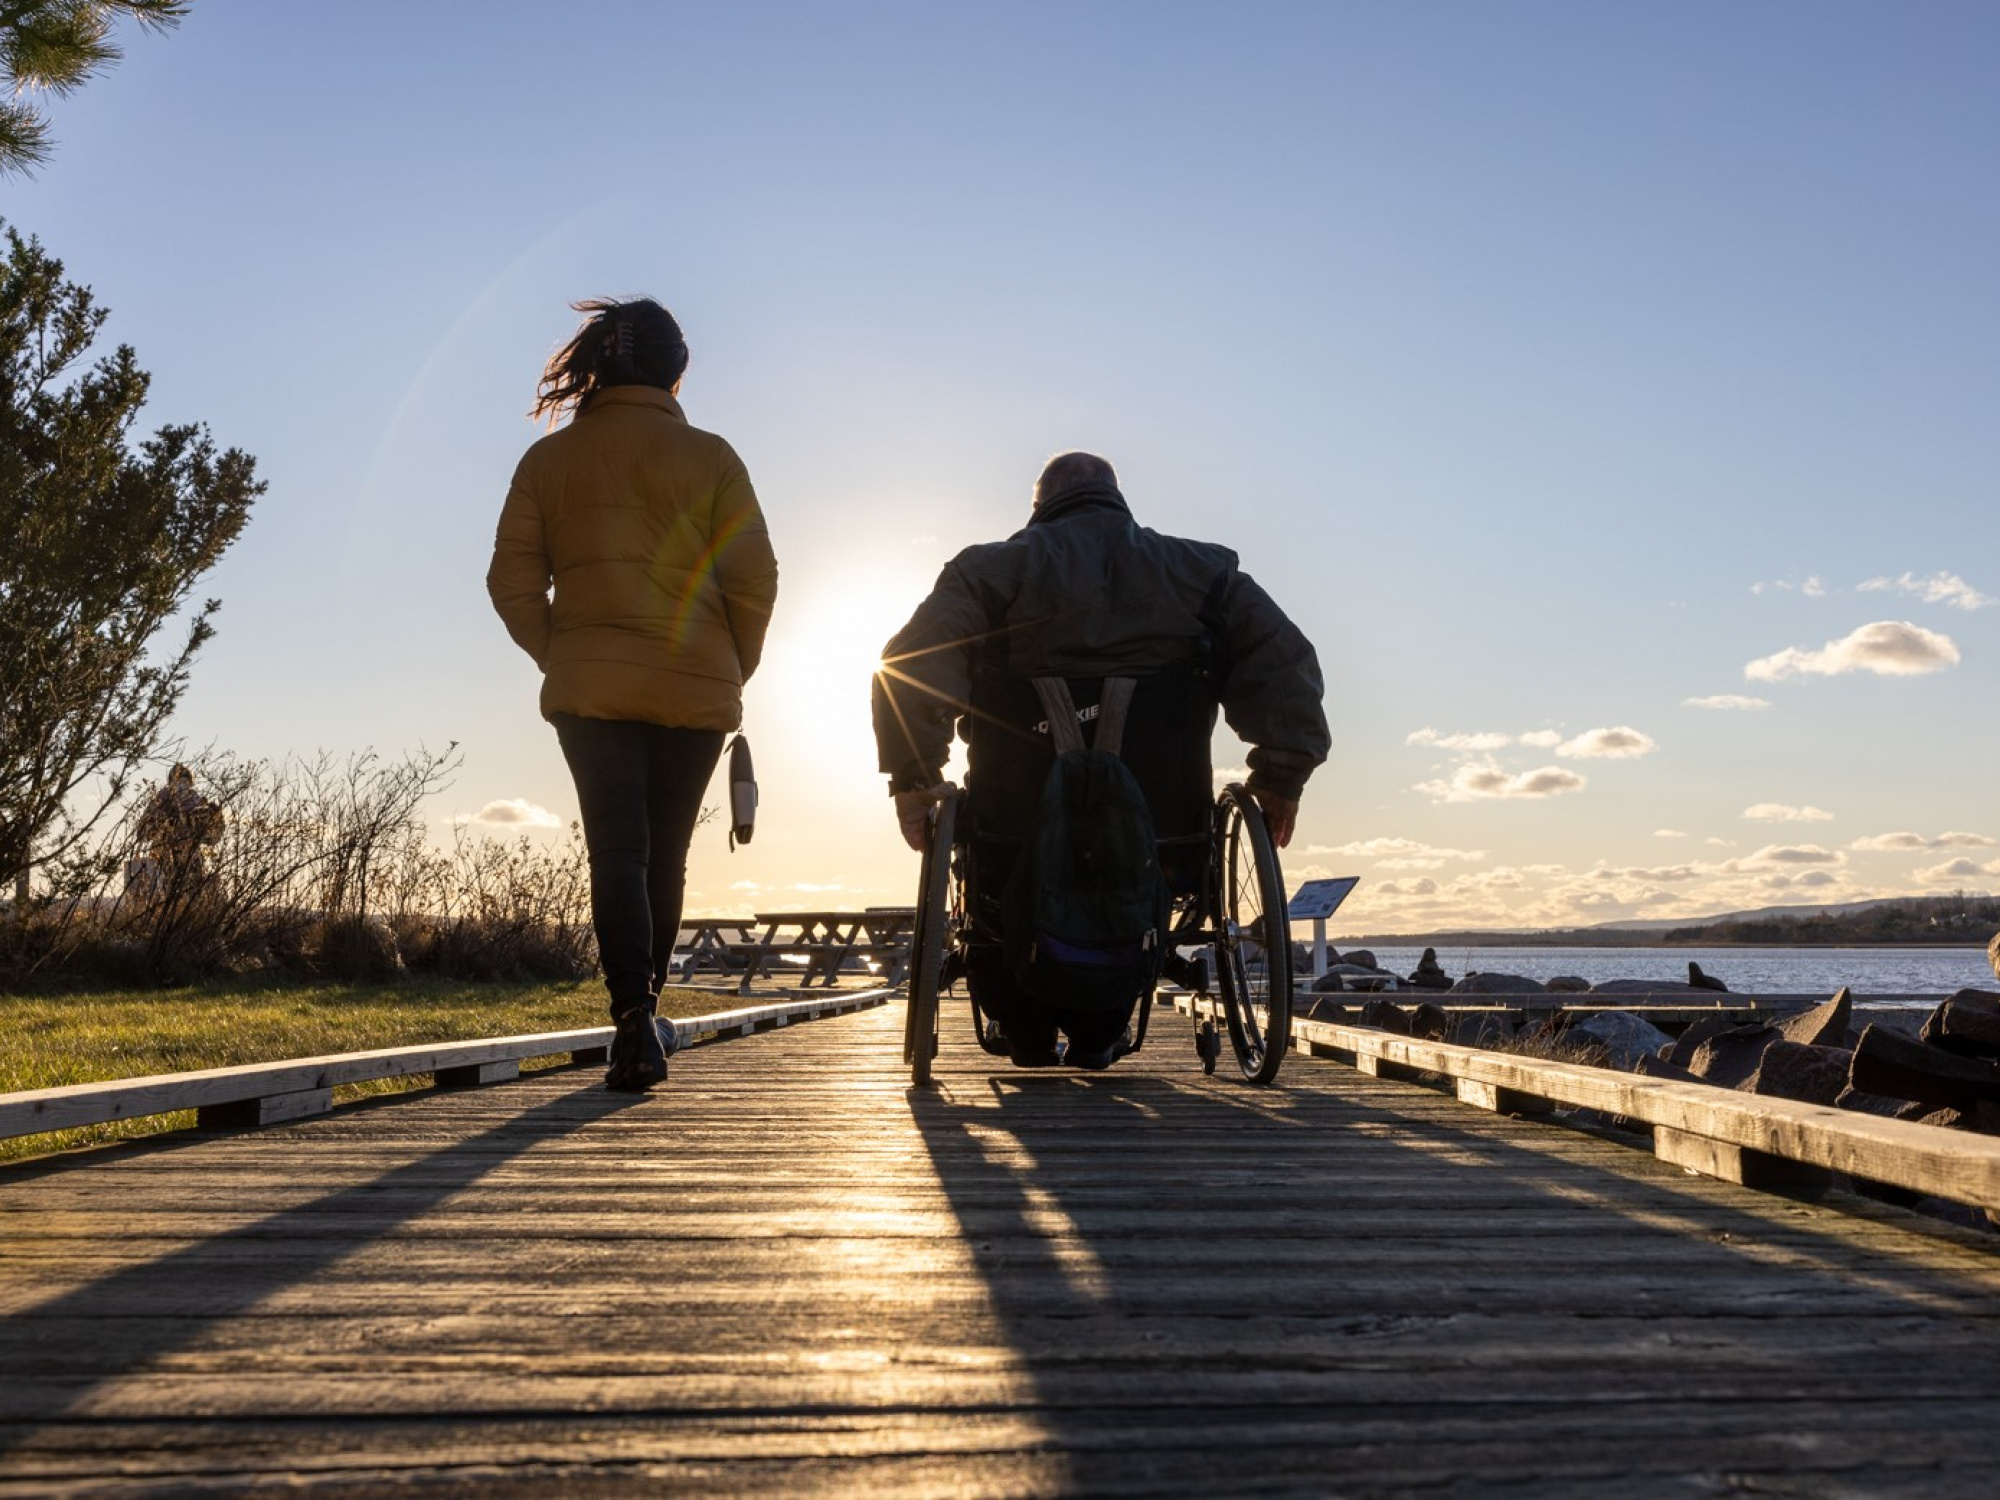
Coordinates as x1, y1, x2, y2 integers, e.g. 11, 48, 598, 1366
0, 979, 730, 1162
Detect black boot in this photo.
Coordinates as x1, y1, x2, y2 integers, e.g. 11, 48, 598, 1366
606, 995, 668, 1092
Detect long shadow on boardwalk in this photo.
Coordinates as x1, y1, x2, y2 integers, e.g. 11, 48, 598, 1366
0, 1081, 644, 1443
904, 1048, 2000, 1497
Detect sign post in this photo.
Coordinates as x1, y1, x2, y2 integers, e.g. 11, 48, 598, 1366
1287, 877, 1360, 979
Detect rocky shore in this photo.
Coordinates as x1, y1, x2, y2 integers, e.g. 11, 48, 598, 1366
1300, 937, 2000, 1230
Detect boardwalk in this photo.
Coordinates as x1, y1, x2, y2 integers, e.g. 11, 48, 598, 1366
6, 1001, 2000, 1496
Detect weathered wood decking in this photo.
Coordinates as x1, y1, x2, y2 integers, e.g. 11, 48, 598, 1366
7, 1000, 2000, 1496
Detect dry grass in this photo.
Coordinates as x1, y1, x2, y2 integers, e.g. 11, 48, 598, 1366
0, 978, 725, 1162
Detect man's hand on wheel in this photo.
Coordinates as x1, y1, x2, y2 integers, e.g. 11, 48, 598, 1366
1251, 791, 1298, 848
895, 786, 946, 852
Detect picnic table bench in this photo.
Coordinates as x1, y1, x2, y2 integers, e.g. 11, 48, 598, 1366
676, 908, 917, 993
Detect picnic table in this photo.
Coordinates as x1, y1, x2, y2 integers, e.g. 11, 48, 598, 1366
676, 908, 917, 993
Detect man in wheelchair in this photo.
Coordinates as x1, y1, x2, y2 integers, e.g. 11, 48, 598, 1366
872, 452, 1329, 1069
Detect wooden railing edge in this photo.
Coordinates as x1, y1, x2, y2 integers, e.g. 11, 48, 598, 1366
1166, 992, 2000, 1211
0, 987, 892, 1142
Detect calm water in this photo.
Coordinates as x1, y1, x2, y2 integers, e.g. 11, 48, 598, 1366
1334, 945, 1993, 998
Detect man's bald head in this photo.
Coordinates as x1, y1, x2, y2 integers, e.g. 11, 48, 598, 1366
1033, 451, 1119, 510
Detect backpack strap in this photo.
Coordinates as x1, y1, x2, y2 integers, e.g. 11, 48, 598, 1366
1094, 676, 1136, 759
1031, 677, 1088, 755
1032, 675, 1138, 758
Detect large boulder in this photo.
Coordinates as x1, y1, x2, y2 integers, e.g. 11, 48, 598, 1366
1449, 971, 1547, 995
1410, 1002, 1452, 1041
1546, 975, 1592, 993
1569, 1011, 1676, 1071
1920, 989, 2000, 1060
1590, 978, 1708, 995
1740, 1041, 1849, 1105
1633, 1052, 1697, 1082
1341, 949, 1381, 972
1666, 1015, 1732, 1069
1359, 999, 1412, 1034
1686, 1024, 1780, 1087
1777, 988, 1853, 1049
1836, 1084, 1933, 1121
1454, 1012, 1517, 1047
1850, 1023, 2000, 1111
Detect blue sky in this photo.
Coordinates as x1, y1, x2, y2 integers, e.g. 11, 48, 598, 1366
10, 1, 1997, 933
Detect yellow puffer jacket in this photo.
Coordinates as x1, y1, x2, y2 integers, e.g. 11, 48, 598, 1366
486, 386, 778, 732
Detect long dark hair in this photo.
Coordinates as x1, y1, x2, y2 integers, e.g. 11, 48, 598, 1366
533, 297, 690, 424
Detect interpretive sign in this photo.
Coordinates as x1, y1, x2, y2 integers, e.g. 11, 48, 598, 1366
1289, 877, 1359, 921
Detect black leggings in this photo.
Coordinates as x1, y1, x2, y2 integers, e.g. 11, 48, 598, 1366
552, 714, 724, 1017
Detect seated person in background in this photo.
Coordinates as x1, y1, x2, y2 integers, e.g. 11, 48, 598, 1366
872, 452, 1329, 1068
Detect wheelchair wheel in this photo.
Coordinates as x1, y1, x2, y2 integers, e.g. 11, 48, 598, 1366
1212, 784, 1292, 1085
903, 788, 958, 1085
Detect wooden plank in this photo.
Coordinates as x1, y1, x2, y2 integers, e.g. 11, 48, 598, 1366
195, 1088, 333, 1129
0, 990, 890, 1141
1356, 1052, 1428, 1083
10, 997, 2000, 1495
1455, 1076, 1555, 1116
1653, 1125, 1831, 1194
1175, 992, 2000, 1205
434, 1060, 521, 1088
1275, 1005, 2000, 1208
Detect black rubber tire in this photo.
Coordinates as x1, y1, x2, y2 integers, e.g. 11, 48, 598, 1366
1213, 783, 1292, 1085
903, 789, 957, 1085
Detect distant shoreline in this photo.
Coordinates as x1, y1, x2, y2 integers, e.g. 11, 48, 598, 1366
1334, 934, 1990, 950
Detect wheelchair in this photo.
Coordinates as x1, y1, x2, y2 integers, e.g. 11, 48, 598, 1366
900, 664, 1294, 1087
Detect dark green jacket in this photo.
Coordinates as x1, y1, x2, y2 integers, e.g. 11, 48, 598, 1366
872, 484, 1329, 800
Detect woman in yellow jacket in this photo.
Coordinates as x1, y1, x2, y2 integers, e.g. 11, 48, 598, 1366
488, 298, 778, 1090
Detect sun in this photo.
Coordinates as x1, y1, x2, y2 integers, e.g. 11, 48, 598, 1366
754, 559, 936, 771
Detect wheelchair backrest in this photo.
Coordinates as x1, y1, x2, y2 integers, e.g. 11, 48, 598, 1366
963, 663, 1218, 844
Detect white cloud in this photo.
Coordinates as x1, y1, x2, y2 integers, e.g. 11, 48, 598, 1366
1406, 728, 1515, 752
1745, 620, 1960, 681
1653, 829, 1687, 839
1850, 830, 1997, 852
1802, 576, 1826, 597
1555, 726, 1657, 760
1794, 871, 1839, 888
1518, 729, 1564, 748
1684, 694, 1769, 711
1858, 571, 1995, 612
1415, 763, 1587, 803
1605, 864, 1704, 882
1740, 843, 1843, 867
1704, 836, 1737, 848
1742, 803, 1834, 823
1375, 877, 1439, 897
1212, 765, 1249, 786
1305, 837, 1488, 865
1915, 856, 2000, 884
461, 798, 562, 829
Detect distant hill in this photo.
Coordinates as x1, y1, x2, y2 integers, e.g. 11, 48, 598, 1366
1343, 894, 1997, 949
1585, 897, 1921, 933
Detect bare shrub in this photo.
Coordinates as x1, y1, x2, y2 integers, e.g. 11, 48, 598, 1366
0, 745, 597, 987
387, 823, 594, 981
